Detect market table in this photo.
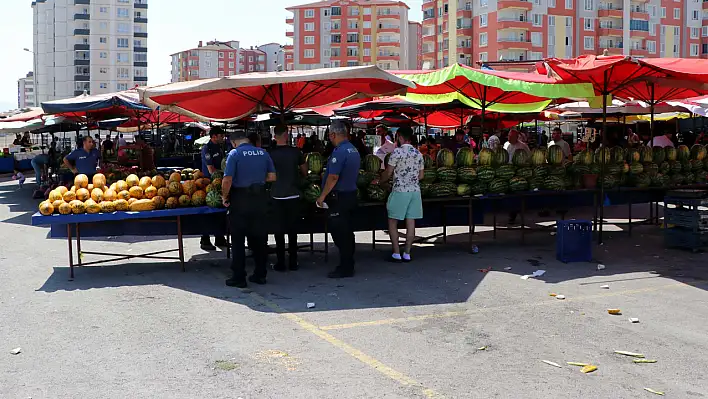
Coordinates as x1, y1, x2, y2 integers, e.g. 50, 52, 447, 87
32, 207, 227, 279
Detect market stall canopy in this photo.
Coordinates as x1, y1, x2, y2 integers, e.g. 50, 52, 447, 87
0, 115, 67, 134
392, 63, 596, 113
41, 89, 151, 118
139, 65, 415, 122
666, 95, 708, 117
549, 99, 685, 115
0, 107, 44, 122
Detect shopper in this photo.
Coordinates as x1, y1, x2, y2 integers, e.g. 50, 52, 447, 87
549, 127, 573, 161
317, 120, 361, 278
487, 131, 501, 151
222, 130, 276, 288
373, 124, 395, 166
380, 126, 424, 263
30, 154, 48, 186
649, 131, 676, 148
117, 133, 128, 149
269, 125, 308, 272
63, 136, 101, 178
199, 126, 227, 251
504, 130, 530, 224
102, 134, 114, 158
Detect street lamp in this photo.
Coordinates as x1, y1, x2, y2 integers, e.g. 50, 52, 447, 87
23, 48, 38, 107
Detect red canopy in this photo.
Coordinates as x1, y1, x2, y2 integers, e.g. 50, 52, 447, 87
117, 110, 196, 128
0, 108, 44, 122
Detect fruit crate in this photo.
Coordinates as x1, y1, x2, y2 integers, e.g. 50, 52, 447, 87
556, 219, 593, 263
664, 226, 708, 251
664, 208, 708, 230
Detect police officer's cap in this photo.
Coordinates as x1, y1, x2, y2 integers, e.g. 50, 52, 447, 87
229, 129, 248, 141
210, 126, 226, 137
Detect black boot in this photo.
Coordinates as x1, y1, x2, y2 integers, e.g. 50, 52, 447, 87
225, 275, 247, 288
214, 236, 227, 247
200, 235, 216, 251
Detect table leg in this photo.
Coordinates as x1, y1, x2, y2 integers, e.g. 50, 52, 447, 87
442, 205, 447, 244
593, 192, 598, 234
372, 230, 376, 251
520, 197, 526, 244
76, 223, 82, 266
493, 200, 497, 240
226, 213, 231, 259
468, 199, 473, 253
655, 201, 660, 225
628, 196, 633, 236
324, 217, 329, 263
649, 199, 654, 226
67, 224, 74, 280
310, 232, 314, 254
177, 216, 185, 272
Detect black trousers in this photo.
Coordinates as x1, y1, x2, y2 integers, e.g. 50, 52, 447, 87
327, 191, 357, 272
229, 186, 269, 280
272, 198, 301, 266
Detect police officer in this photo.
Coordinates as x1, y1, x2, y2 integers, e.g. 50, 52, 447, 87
200, 126, 227, 251
63, 135, 101, 179
316, 120, 361, 278
222, 130, 276, 288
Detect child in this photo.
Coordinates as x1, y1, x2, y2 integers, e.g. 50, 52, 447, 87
12, 169, 26, 189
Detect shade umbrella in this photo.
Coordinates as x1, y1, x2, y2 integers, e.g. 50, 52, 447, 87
41, 89, 151, 118
140, 65, 415, 122
0, 107, 44, 122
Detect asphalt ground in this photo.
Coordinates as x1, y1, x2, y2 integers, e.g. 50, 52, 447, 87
1, 177, 707, 399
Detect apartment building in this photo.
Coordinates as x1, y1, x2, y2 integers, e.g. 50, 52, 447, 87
239, 47, 267, 74
171, 41, 241, 82
285, 0, 419, 71
257, 43, 286, 72
409, 21, 423, 69
422, 0, 704, 70
18, 72, 36, 108
31, 0, 149, 102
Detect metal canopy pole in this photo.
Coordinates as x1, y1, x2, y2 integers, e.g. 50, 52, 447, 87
598, 70, 609, 245
649, 82, 655, 146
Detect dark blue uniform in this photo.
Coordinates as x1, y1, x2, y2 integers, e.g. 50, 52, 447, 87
323, 140, 360, 275
224, 143, 275, 284
200, 140, 225, 178
65, 148, 101, 176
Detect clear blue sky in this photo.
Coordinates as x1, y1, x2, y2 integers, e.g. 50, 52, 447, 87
0, 0, 423, 112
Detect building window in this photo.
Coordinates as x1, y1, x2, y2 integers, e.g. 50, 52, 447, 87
691, 44, 700, 56
117, 38, 129, 48
584, 18, 594, 31
117, 67, 129, 78
304, 22, 315, 31
304, 9, 315, 18
532, 14, 542, 26
479, 32, 488, 46
229, 62, 234, 68
323, 49, 331, 57
229, 52, 235, 59
660, 7, 666, 18
674, 26, 680, 35
100, 6, 108, 13
117, 23, 130, 33
117, 8, 129, 18
692, 28, 700, 39
305, 36, 315, 44
100, 52, 108, 59
703, 26, 708, 37
566, 17, 572, 27
479, 0, 488, 7
673, 8, 679, 19
363, 21, 371, 29
549, 35, 555, 45
324, 22, 331, 31
364, 7, 371, 15
219, 61, 224, 68
363, 35, 371, 42
649, 23, 655, 35
584, 0, 593, 10
99, 83, 108, 89
364, 48, 371, 56
549, 0, 556, 6
647, 40, 656, 53
584, 36, 594, 50
479, 52, 488, 62
480, 13, 487, 27
348, 20, 358, 29
565, 0, 572, 9
117, 53, 129, 63
205, 51, 211, 58
99, 67, 108, 74
99, 37, 107, 43
347, 47, 358, 56
249, 56, 254, 62
531, 32, 542, 46
304, 49, 315, 58
118, 83, 128, 91
548, 16, 555, 26
219, 71, 224, 77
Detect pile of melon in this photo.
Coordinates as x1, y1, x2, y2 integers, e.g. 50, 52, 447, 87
38, 171, 214, 216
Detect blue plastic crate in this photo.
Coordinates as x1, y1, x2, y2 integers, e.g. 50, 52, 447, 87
556, 219, 593, 263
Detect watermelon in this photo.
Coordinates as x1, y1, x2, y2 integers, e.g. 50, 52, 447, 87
704, 158, 708, 171
547, 145, 564, 165
357, 170, 376, 188
210, 171, 224, 180
669, 174, 683, 186
681, 162, 691, 173
455, 147, 475, 167
630, 173, 651, 188
496, 164, 515, 180
530, 148, 547, 166
594, 147, 612, 165
691, 159, 704, 172
528, 177, 544, 190
302, 184, 321, 203
515, 167, 533, 179
652, 147, 666, 164
366, 185, 387, 201
456, 184, 471, 196
577, 149, 594, 165
549, 166, 566, 176
512, 149, 530, 167
306, 152, 325, 174
423, 154, 435, 169
430, 182, 457, 197
478, 148, 494, 166
489, 179, 509, 194
665, 147, 678, 162
493, 148, 509, 166
601, 174, 617, 189
205, 190, 223, 208
610, 147, 625, 164
533, 165, 549, 178
669, 161, 682, 174
685, 172, 696, 184
563, 175, 575, 190
639, 146, 653, 163
477, 166, 495, 182
436, 148, 455, 167
691, 144, 707, 160
650, 173, 666, 187
629, 162, 644, 174
543, 176, 565, 191
620, 163, 630, 174
457, 167, 477, 184
677, 145, 690, 162
436, 167, 458, 183
509, 177, 528, 192
590, 163, 601, 175
422, 168, 437, 183
306, 173, 322, 185
470, 181, 487, 195
626, 148, 641, 163
643, 163, 659, 177
420, 182, 432, 197
605, 164, 621, 175
363, 154, 382, 172
659, 161, 670, 174
572, 164, 591, 176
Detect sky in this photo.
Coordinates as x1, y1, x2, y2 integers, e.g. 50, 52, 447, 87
0, 0, 423, 113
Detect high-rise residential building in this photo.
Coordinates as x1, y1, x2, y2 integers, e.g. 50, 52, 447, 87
239, 47, 267, 74
31, 0, 149, 102
408, 21, 423, 69
422, 0, 703, 70
285, 0, 421, 71
170, 41, 241, 82
257, 43, 286, 72
18, 72, 36, 108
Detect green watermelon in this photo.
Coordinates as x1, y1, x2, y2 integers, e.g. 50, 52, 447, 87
626, 148, 641, 163
515, 167, 533, 179
681, 162, 691, 173
436, 167, 457, 183
659, 161, 670, 174
420, 182, 432, 198
604, 164, 621, 175
489, 178, 509, 194
670, 161, 682, 174
470, 181, 487, 195
631, 173, 651, 188
621, 163, 630, 174
512, 149, 530, 167
478, 148, 494, 166
210, 171, 224, 180
422, 168, 437, 183
455, 147, 475, 167
362, 154, 382, 172
685, 172, 696, 184
650, 173, 666, 187
206, 190, 223, 208
493, 148, 509, 166
677, 145, 690, 162
665, 147, 678, 162
629, 162, 644, 174
547, 145, 564, 165
549, 166, 566, 176
457, 167, 477, 184
423, 154, 435, 169
611, 147, 625, 164
306, 152, 324, 174
577, 149, 594, 165
601, 174, 617, 189
652, 147, 666, 164
691, 159, 704, 172
691, 144, 707, 160
496, 164, 515, 180
639, 146, 653, 163
643, 163, 659, 176
509, 177, 528, 192
528, 177, 544, 190
590, 163, 601, 175
436, 148, 455, 167
530, 148, 547, 166
477, 166, 495, 182
306, 173, 322, 185
456, 184, 471, 196
572, 164, 591, 176
302, 184, 321, 203
669, 174, 683, 186
430, 182, 457, 197
543, 176, 565, 191
357, 170, 376, 188
533, 165, 549, 178
594, 147, 612, 165
366, 185, 387, 201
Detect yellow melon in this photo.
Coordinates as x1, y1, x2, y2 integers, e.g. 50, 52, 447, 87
117, 190, 131, 200
127, 198, 138, 206
69, 200, 86, 214
168, 181, 182, 196
113, 199, 129, 211
169, 172, 182, 183
92, 173, 106, 189
91, 188, 104, 202
144, 186, 158, 199
87, 183, 94, 192
192, 170, 204, 180
128, 186, 144, 199
103, 189, 117, 202
69, 185, 77, 193
165, 196, 179, 209
182, 181, 196, 196
109, 182, 117, 192
84, 199, 100, 214
125, 174, 140, 187
48, 190, 63, 202
192, 190, 207, 206
39, 200, 54, 216
100, 201, 115, 213
116, 180, 128, 192
56, 186, 69, 196
58, 202, 72, 215
151, 196, 165, 210
52, 199, 65, 209
152, 175, 166, 189
157, 187, 170, 199
138, 176, 152, 190
74, 174, 89, 188
63, 190, 77, 202
76, 188, 90, 201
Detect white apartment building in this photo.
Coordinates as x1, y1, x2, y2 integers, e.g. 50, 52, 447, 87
18, 72, 36, 108
31, 0, 149, 103
257, 43, 286, 72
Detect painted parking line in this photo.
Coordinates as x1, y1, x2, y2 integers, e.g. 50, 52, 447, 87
242, 289, 445, 399
319, 280, 708, 331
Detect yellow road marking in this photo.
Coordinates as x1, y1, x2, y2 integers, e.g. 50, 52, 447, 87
320, 280, 707, 331
244, 290, 445, 399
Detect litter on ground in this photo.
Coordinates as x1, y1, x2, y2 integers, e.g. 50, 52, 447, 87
306, 303, 315, 309
614, 350, 645, 358
608, 309, 622, 315
580, 365, 598, 373
600, 285, 610, 289
633, 359, 657, 364
10, 348, 21, 355
629, 317, 640, 323
597, 264, 606, 270
542, 360, 562, 368
567, 362, 589, 367
643, 388, 665, 395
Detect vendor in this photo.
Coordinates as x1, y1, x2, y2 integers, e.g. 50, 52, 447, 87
549, 127, 573, 161
63, 136, 101, 177
373, 124, 395, 166
199, 126, 227, 252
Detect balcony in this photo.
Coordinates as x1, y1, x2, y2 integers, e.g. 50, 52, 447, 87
377, 11, 401, 19
286, 30, 294, 37
286, 18, 293, 24
377, 38, 401, 46
135, 76, 148, 82
74, 74, 90, 82
134, 46, 148, 52
497, 16, 531, 30
74, 13, 90, 20
74, 0, 90, 4
134, 1, 148, 9
74, 59, 90, 66
704, 0, 708, 9
74, 28, 90, 35
599, 42, 623, 51
630, 28, 649, 38
498, 0, 533, 10
378, 24, 401, 32
598, 26, 624, 36
74, 43, 90, 51
134, 32, 148, 38
498, 37, 533, 50
629, 7, 648, 20
134, 62, 148, 67
630, 47, 648, 57
598, 5, 623, 18
134, 17, 148, 23
377, 52, 400, 59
